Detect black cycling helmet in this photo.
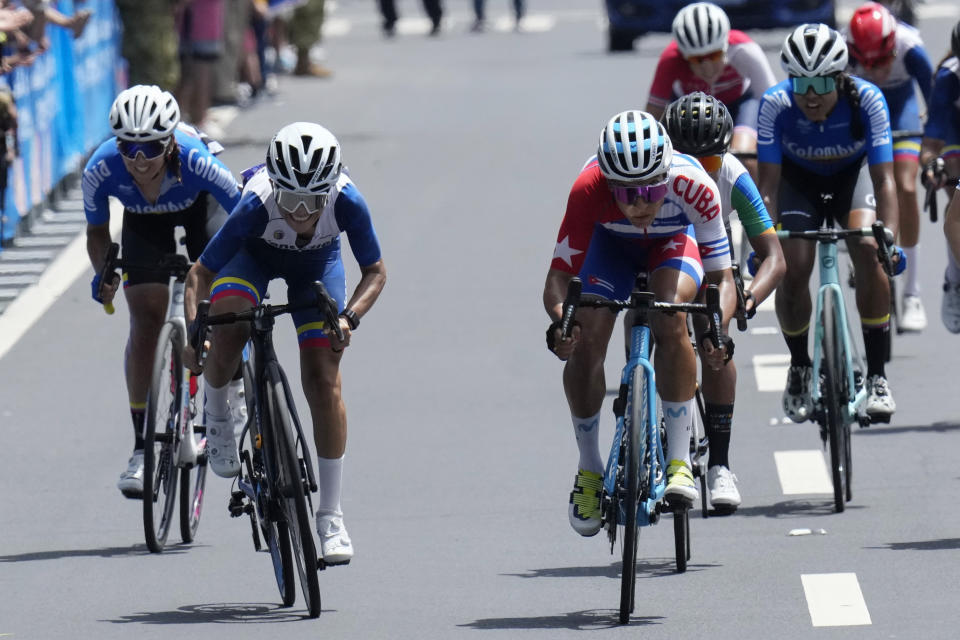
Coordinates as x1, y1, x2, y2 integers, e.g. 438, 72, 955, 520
660, 91, 734, 156
952, 19, 960, 59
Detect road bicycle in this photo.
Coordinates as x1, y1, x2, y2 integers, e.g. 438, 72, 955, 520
776, 221, 895, 513
192, 282, 344, 619
99, 242, 210, 553
561, 275, 726, 624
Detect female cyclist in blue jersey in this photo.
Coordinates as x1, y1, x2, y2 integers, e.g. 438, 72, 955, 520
757, 24, 903, 426
543, 110, 735, 536
183, 122, 387, 565
920, 20, 960, 333
661, 92, 785, 512
83, 85, 242, 498
846, 2, 933, 331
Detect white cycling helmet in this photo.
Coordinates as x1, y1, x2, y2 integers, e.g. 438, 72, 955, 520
780, 23, 849, 77
597, 110, 673, 183
109, 85, 180, 142
265, 122, 342, 195
672, 2, 730, 57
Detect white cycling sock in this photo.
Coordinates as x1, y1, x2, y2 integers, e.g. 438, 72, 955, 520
204, 378, 229, 418
903, 245, 920, 297
316, 455, 343, 517
662, 399, 694, 467
572, 411, 604, 474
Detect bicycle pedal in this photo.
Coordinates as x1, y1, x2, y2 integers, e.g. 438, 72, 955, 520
317, 557, 350, 570
867, 414, 891, 425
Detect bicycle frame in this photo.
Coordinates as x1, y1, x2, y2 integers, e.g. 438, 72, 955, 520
168, 278, 201, 468
809, 240, 867, 423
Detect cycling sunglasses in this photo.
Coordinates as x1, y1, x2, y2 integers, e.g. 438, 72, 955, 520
274, 189, 329, 216
790, 75, 836, 95
686, 49, 725, 65
610, 179, 669, 206
117, 139, 169, 160
698, 155, 723, 173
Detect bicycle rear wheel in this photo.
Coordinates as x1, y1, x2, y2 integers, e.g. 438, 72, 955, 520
143, 321, 182, 553
619, 366, 644, 625
821, 290, 850, 513
267, 362, 321, 619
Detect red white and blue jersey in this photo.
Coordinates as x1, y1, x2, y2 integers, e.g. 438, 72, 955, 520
551, 155, 731, 276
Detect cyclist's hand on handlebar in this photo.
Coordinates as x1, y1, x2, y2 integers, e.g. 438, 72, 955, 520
91, 271, 120, 306
183, 341, 204, 375
890, 245, 907, 276
330, 317, 352, 352
921, 158, 947, 189
547, 319, 580, 361
699, 334, 734, 371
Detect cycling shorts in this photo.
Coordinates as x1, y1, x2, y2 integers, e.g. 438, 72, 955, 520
885, 84, 923, 162
728, 93, 760, 137
121, 194, 223, 287
577, 227, 704, 300
777, 158, 875, 232
208, 241, 346, 350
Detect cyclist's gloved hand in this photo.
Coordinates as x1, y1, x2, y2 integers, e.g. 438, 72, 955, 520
891, 245, 907, 276
921, 157, 946, 189
91, 272, 104, 304
746, 251, 758, 278
546, 319, 580, 360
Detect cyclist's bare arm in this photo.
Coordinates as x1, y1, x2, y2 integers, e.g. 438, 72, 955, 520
757, 161, 782, 225
644, 103, 665, 121
946, 188, 960, 264
85, 222, 118, 304
543, 268, 580, 359
868, 161, 899, 238
184, 259, 217, 330
343, 259, 387, 321
745, 230, 786, 312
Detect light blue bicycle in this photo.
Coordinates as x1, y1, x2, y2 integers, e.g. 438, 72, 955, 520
561, 274, 725, 624
776, 221, 895, 512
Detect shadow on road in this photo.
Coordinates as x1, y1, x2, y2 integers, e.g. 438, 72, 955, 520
868, 538, 960, 552
502, 558, 717, 581
459, 608, 662, 630
0, 543, 190, 562
854, 421, 960, 436
730, 499, 863, 519
102, 602, 322, 624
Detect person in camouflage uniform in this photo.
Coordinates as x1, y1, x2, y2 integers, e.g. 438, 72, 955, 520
115, 0, 180, 91
289, 0, 331, 77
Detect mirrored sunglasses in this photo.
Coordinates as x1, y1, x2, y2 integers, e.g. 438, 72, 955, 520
790, 75, 836, 96
610, 180, 669, 205
117, 139, 168, 160
274, 189, 329, 215
686, 49, 724, 65
698, 155, 723, 173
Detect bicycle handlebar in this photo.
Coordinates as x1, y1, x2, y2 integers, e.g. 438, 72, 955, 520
777, 222, 896, 277
98, 242, 120, 315
730, 264, 749, 332
98, 242, 193, 314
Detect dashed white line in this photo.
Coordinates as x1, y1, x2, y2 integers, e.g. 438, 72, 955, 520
801, 573, 872, 627
774, 450, 833, 495
752, 353, 790, 392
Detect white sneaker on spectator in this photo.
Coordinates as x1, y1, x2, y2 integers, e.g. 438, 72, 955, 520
942, 280, 960, 334
117, 450, 144, 498
316, 512, 353, 564
706, 465, 741, 510
206, 412, 240, 477
900, 295, 927, 332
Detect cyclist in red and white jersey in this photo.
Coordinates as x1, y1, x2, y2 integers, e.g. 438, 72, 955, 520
543, 110, 735, 537
645, 2, 777, 180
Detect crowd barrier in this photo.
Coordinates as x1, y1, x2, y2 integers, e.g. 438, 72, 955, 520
1, 0, 121, 246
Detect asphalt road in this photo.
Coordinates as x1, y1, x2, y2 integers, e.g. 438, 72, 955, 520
2, 1, 960, 638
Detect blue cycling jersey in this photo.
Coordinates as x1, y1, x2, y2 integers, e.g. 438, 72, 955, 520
199, 165, 382, 273
82, 127, 241, 225
757, 77, 893, 176
924, 57, 960, 142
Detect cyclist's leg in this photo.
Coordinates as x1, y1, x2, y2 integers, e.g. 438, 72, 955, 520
843, 163, 895, 418
943, 189, 960, 332
729, 95, 760, 183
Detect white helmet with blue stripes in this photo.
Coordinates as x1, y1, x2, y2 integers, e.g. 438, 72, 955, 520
597, 110, 673, 183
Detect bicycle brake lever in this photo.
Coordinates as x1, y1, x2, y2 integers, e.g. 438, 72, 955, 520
312, 282, 345, 342
560, 277, 582, 339
98, 242, 120, 314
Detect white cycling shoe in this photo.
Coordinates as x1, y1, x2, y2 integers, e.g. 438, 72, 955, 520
317, 512, 353, 565
117, 450, 144, 498
205, 413, 240, 478
706, 465, 741, 511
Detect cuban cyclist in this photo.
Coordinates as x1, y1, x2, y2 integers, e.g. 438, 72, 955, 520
645, 2, 777, 181
543, 110, 735, 536
846, 2, 934, 331
183, 122, 387, 564
757, 24, 904, 425
84, 85, 242, 498
661, 91, 786, 511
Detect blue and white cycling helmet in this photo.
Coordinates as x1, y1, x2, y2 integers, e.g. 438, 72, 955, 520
781, 23, 848, 77
266, 122, 342, 195
109, 85, 180, 142
597, 110, 673, 184
672, 2, 730, 57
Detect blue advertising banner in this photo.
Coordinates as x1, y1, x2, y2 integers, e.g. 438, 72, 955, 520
1, 0, 120, 245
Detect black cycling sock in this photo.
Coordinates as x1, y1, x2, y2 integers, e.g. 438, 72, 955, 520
704, 403, 734, 469
783, 332, 811, 367
862, 324, 888, 378
131, 408, 145, 451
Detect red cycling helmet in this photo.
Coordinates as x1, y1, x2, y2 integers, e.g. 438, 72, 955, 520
847, 2, 897, 67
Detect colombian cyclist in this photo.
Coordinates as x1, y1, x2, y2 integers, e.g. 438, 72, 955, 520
944, 186, 960, 333
183, 122, 387, 564
846, 2, 934, 331
83, 85, 242, 498
544, 110, 735, 536
758, 24, 904, 425
645, 2, 777, 181
919, 20, 960, 333
661, 92, 785, 511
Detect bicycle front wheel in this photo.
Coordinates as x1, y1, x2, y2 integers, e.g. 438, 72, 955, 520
267, 362, 321, 619
179, 371, 207, 543
619, 366, 644, 625
821, 289, 850, 513
143, 321, 182, 553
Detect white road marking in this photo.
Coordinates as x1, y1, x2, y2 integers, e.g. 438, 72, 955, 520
774, 450, 832, 495
322, 17, 351, 37
0, 201, 123, 362
801, 573, 872, 627
749, 326, 779, 335
498, 14, 556, 33
753, 353, 790, 391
